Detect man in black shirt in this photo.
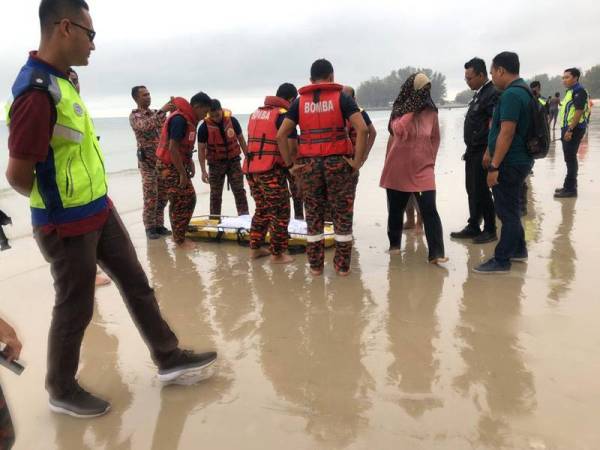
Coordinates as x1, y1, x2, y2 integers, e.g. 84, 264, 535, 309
451, 58, 498, 244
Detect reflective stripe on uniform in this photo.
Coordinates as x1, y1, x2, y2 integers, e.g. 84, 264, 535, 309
306, 233, 325, 243
53, 124, 84, 142
48, 75, 62, 105
334, 234, 353, 243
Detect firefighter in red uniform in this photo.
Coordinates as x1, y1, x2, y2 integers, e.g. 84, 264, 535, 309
244, 83, 299, 264
198, 100, 250, 219
156, 93, 212, 249
277, 59, 368, 276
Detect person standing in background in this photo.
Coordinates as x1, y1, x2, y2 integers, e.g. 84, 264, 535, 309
244, 83, 298, 264
129, 86, 174, 239
342, 86, 377, 163
277, 59, 368, 276
156, 94, 212, 249
474, 52, 533, 274
548, 92, 561, 130
380, 73, 447, 265
198, 100, 250, 219
451, 58, 498, 244
554, 68, 591, 198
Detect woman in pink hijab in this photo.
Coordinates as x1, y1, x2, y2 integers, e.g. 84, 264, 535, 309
380, 73, 448, 264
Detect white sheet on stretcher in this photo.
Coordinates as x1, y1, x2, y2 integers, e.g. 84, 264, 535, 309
217, 215, 309, 235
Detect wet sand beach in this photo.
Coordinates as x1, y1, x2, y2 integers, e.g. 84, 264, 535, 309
1, 107, 599, 449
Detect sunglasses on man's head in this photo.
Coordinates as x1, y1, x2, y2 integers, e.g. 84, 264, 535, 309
54, 20, 96, 42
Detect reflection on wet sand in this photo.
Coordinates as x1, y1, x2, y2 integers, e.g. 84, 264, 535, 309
454, 245, 536, 448
523, 174, 543, 245
548, 200, 577, 302
53, 302, 133, 450
207, 247, 259, 345
255, 250, 374, 449
3, 108, 600, 449
146, 242, 233, 450
386, 233, 446, 418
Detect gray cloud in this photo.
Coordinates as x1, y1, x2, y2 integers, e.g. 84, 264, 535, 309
2, 0, 598, 115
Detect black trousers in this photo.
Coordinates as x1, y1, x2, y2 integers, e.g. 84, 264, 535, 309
386, 189, 445, 260
561, 127, 586, 191
464, 150, 496, 232
492, 164, 531, 263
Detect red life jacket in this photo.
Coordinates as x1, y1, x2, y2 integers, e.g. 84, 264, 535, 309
297, 83, 353, 158
156, 97, 198, 165
243, 96, 289, 174
346, 108, 364, 149
204, 111, 241, 162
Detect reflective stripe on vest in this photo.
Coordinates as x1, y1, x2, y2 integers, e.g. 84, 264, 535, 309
6, 59, 108, 226
558, 87, 591, 129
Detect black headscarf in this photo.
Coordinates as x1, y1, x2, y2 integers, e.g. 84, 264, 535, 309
388, 74, 437, 133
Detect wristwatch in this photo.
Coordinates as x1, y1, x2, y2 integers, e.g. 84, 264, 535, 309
488, 163, 499, 172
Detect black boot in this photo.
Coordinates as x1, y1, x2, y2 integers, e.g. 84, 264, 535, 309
146, 228, 161, 240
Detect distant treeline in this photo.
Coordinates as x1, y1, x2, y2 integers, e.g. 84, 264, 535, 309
356, 67, 447, 108
454, 64, 600, 104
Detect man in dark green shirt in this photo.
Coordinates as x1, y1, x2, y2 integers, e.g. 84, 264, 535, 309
475, 51, 534, 274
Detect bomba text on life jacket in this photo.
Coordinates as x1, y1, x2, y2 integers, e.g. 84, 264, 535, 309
304, 100, 335, 114
252, 110, 272, 120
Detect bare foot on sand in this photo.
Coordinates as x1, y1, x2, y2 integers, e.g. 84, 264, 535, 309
250, 248, 271, 259
177, 239, 197, 250
271, 254, 294, 264
95, 274, 111, 287
310, 267, 323, 276
429, 256, 449, 265
388, 247, 401, 255
336, 269, 351, 277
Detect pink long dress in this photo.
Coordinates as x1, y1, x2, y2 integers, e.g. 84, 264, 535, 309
379, 109, 441, 192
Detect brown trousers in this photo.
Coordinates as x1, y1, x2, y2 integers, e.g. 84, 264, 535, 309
34, 209, 180, 398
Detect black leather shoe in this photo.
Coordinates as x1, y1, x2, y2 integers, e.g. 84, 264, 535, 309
554, 190, 577, 198
472, 230, 498, 244
450, 226, 481, 239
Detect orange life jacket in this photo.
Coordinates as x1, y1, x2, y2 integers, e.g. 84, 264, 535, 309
243, 96, 289, 174
204, 111, 241, 162
297, 83, 352, 158
156, 97, 198, 165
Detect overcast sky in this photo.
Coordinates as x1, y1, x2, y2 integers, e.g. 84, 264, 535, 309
1, 0, 598, 117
